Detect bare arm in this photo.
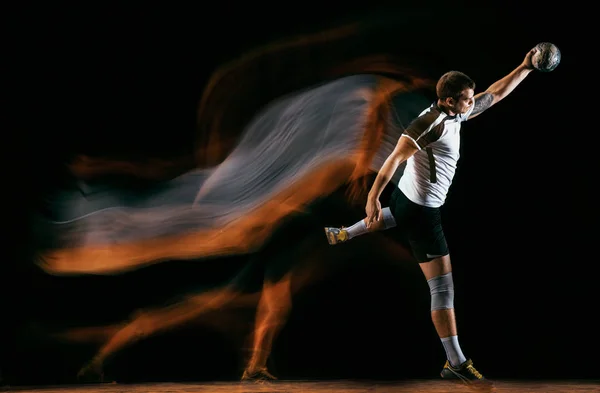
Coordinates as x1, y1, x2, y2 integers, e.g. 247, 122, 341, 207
468, 48, 536, 120
365, 136, 418, 227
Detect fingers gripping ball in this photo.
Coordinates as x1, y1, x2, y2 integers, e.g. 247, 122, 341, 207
532, 42, 561, 72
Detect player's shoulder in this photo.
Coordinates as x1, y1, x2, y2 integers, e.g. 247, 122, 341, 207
410, 104, 444, 128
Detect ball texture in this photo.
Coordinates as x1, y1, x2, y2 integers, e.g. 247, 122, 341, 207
532, 42, 561, 72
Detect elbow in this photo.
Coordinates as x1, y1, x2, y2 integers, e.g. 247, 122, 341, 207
389, 153, 406, 169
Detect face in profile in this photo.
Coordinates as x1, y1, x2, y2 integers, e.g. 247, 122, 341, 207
450, 88, 474, 115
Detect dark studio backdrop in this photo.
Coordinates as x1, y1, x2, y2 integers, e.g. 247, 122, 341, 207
4, 2, 594, 387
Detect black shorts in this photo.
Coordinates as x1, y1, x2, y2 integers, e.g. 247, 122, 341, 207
388, 187, 449, 263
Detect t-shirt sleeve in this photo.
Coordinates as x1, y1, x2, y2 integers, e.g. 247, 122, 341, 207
401, 110, 444, 150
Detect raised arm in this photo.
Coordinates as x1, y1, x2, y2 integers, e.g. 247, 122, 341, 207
468, 47, 536, 120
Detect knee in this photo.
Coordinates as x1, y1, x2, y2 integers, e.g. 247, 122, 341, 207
427, 272, 454, 311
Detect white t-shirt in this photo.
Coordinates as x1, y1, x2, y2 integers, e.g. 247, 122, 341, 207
398, 103, 474, 208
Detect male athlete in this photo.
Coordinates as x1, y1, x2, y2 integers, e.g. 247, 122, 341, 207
325, 46, 541, 387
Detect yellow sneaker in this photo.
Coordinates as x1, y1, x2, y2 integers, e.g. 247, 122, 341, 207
324, 227, 349, 245
441, 359, 495, 391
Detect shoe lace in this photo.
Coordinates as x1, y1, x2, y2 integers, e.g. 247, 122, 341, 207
466, 364, 483, 379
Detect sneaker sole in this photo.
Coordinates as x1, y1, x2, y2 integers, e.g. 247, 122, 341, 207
324, 228, 337, 245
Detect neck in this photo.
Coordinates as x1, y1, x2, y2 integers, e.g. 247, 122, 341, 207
436, 99, 456, 116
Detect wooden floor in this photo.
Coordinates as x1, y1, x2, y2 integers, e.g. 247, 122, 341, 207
2, 380, 599, 393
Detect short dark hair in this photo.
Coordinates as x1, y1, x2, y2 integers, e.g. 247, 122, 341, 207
436, 71, 475, 99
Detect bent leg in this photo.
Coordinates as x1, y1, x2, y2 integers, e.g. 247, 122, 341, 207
325, 206, 396, 244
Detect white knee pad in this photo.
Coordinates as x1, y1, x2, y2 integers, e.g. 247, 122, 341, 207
427, 272, 454, 311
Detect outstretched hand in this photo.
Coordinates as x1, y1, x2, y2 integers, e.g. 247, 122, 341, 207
365, 197, 382, 229
522, 47, 537, 70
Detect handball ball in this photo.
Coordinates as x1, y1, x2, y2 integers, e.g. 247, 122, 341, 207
532, 42, 561, 72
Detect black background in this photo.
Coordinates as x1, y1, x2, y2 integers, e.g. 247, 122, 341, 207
4, 1, 595, 386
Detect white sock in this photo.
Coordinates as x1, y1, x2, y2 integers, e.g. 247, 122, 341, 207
441, 335, 467, 368
345, 207, 396, 239
346, 219, 367, 239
